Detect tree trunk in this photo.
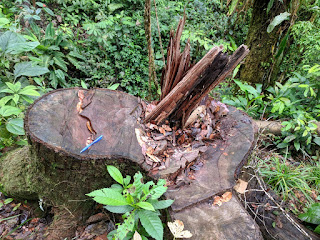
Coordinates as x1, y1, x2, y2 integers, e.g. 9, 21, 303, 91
239, 0, 290, 89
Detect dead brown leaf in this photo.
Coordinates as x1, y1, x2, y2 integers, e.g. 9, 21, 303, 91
146, 152, 161, 162
162, 124, 172, 131
233, 179, 248, 194
213, 196, 223, 206
159, 127, 166, 135
221, 191, 232, 202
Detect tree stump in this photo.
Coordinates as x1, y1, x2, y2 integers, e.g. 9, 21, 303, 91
0, 88, 263, 239
3, 88, 148, 239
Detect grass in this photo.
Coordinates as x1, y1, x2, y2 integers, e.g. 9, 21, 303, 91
257, 154, 319, 205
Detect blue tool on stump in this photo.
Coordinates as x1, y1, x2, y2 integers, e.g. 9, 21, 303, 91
80, 135, 103, 153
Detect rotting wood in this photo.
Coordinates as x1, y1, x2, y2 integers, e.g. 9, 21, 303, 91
145, 46, 221, 124
147, 17, 249, 126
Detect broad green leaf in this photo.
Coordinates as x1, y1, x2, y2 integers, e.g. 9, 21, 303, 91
45, 22, 55, 39
14, 62, 49, 79
267, 12, 290, 33
234, 80, 257, 96
0, 106, 22, 117
123, 175, 131, 186
16, 139, 28, 146
284, 135, 296, 143
277, 142, 288, 148
0, 31, 25, 53
0, 18, 10, 27
69, 50, 86, 60
49, 71, 58, 89
28, 56, 42, 62
103, 205, 134, 214
54, 69, 65, 83
53, 56, 68, 72
150, 186, 167, 200
12, 94, 19, 104
107, 165, 124, 185
6, 82, 20, 92
136, 202, 155, 211
0, 88, 14, 94
108, 3, 124, 12
19, 85, 40, 96
6, 41, 39, 54
44, 7, 54, 16
87, 188, 127, 206
138, 209, 163, 240
110, 183, 123, 193
299, 203, 320, 225
314, 137, 320, 146
21, 95, 35, 104
6, 118, 25, 135
108, 83, 120, 90
142, 181, 154, 195
157, 179, 166, 186
114, 213, 135, 240
315, 225, 320, 234
81, 80, 88, 89
0, 96, 13, 107
294, 141, 300, 151
149, 199, 174, 209
133, 172, 144, 196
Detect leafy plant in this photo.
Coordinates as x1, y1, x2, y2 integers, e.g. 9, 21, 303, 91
299, 203, 320, 234
258, 156, 318, 204
222, 64, 320, 155
87, 165, 174, 240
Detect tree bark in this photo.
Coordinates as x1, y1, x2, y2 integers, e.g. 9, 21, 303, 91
239, 0, 291, 89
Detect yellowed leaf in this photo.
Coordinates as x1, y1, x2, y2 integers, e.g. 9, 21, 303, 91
159, 127, 166, 135
146, 152, 161, 162
132, 231, 142, 240
233, 179, 248, 194
213, 196, 223, 206
221, 191, 232, 202
168, 220, 192, 239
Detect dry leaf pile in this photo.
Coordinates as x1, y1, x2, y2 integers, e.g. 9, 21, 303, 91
137, 98, 230, 187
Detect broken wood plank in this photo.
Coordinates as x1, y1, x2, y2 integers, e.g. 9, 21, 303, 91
145, 46, 222, 123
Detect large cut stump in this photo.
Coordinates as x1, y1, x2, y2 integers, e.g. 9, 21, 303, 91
22, 88, 147, 239
0, 88, 262, 239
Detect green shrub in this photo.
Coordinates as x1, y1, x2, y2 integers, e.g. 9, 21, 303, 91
87, 166, 174, 240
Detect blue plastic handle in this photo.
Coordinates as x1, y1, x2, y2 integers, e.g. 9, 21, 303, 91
80, 135, 103, 153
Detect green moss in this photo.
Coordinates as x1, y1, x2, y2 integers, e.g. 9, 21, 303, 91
0, 146, 38, 200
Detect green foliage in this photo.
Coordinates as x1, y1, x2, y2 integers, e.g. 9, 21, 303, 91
281, 2, 320, 75
0, 81, 41, 148
258, 156, 318, 204
267, 12, 291, 33
87, 165, 174, 240
222, 64, 320, 155
299, 203, 320, 234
